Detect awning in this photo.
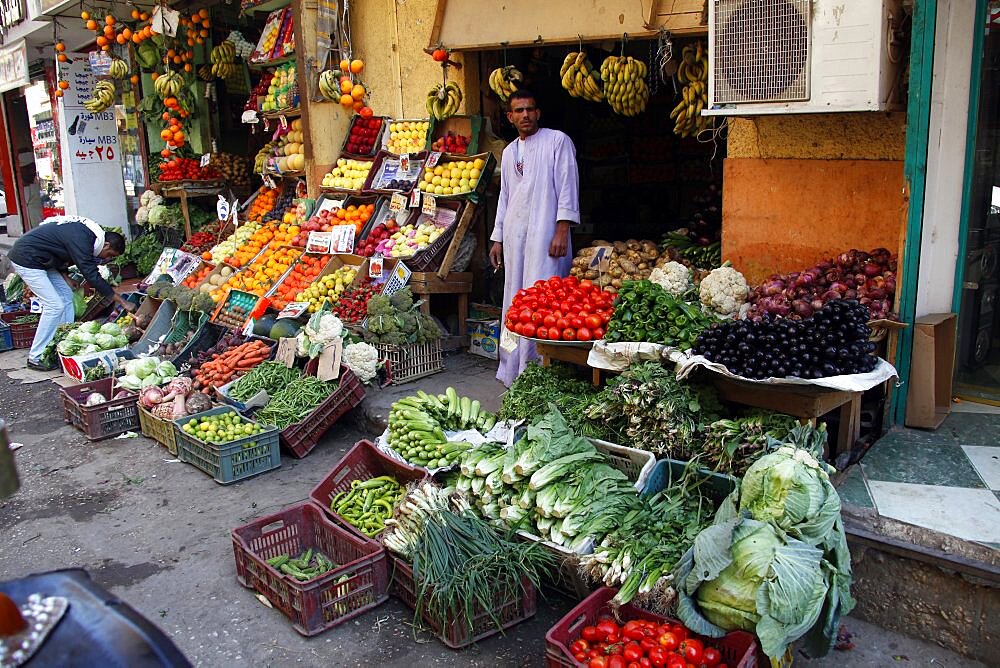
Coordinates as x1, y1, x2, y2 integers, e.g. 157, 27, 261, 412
429, 0, 707, 51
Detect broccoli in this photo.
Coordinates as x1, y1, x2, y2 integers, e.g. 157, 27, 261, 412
396, 311, 417, 335
173, 289, 194, 312
192, 293, 215, 314
146, 283, 164, 298
415, 312, 442, 342
389, 287, 414, 312
366, 294, 393, 317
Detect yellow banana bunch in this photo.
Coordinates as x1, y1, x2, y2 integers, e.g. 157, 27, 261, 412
84, 81, 116, 113
600, 55, 649, 117
671, 41, 711, 138
153, 71, 184, 98
198, 64, 214, 82
488, 65, 523, 102
560, 52, 604, 103
211, 62, 237, 79
317, 69, 342, 100
108, 59, 129, 80
209, 41, 237, 65
425, 81, 462, 120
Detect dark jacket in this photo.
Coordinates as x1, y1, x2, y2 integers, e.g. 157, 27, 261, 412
8, 220, 115, 298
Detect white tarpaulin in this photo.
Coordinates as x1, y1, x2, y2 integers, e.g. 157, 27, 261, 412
675, 354, 899, 393
587, 340, 672, 371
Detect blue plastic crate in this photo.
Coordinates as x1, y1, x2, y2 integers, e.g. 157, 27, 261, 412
0, 324, 13, 352
640, 459, 739, 502
174, 406, 280, 485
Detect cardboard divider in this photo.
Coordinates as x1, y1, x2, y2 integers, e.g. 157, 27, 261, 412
362, 150, 427, 195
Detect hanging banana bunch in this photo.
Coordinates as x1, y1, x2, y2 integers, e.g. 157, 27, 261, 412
153, 70, 185, 99
107, 58, 129, 80
425, 80, 462, 120
84, 80, 116, 113
209, 41, 238, 79
671, 41, 711, 138
488, 65, 523, 102
559, 52, 604, 102
600, 55, 649, 117
317, 68, 343, 101
197, 64, 214, 82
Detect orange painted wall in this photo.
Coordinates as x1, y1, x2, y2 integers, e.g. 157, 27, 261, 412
722, 158, 907, 285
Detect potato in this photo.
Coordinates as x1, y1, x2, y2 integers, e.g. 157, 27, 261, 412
611, 278, 623, 288
584, 269, 599, 280
618, 258, 638, 274
613, 241, 627, 253
626, 239, 640, 250
590, 240, 611, 247
595, 274, 612, 287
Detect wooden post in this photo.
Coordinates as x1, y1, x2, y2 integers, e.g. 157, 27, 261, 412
177, 190, 192, 241
436, 202, 477, 280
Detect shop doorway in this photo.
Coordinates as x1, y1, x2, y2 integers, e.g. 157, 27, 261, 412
478, 40, 724, 250
3, 89, 44, 233
956, 10, 1000, 405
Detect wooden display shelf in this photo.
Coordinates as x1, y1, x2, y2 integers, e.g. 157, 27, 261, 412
247, 54, 297, 69
536, 341, 602, 386
150, 181, 226, 240
261, 107, 301, 120
411, 271, 472, 338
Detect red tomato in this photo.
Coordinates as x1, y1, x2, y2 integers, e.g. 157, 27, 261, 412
561, 327, 576, 341
702, 647, 721, 667
589, 657, 608, 668
569, 316, 584, 328
585, 315, 602, 329
536, 327, 549, 340
664, 656, 686, 668
513, 322, 524, 335
608, 656, 626, 668
647, 648, 668, 668
575, 653, 588, 663
571, 640, 590, 654
519, 309, 533, 324
606, 631, 621, 645
564, 275, 579, 286
640, 659, 652, 668
640, 638, 658, 653
558, 300, 574, 313
657, 632, 680, 651
670, 625, 689, 642
530, 312, 544, 324
622, 642, 643, 662
588, 649, 603, 659
680, 639, 704, 664
555, 317, 570, 330
521, 323, 537, 337
580, 625, 600, 643
576, 327, 593, 341
543, 314, 557, 327
627, 663, 641, 668
593, 326, 605, 339
580, 279, 595, 290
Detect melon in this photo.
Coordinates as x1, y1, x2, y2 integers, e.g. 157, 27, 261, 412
270, 318, 302, 340
253, 314, 276, 338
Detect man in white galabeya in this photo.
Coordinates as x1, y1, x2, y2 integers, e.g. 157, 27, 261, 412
489, 89, 580, 386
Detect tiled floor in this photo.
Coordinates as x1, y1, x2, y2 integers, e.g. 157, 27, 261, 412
837, 407, 1000, 550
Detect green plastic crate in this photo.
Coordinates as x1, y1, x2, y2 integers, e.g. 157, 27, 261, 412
174, 407, 280, 484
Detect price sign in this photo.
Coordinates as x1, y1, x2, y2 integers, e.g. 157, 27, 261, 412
263, 117, 271, 132
389, 192, 406, 213
230, 199, 239, 221
409, 189, 421, 208
277, 302, 310, 319
380, 261, 412, 296
275, 337, 298, 368
264, 174, 277, 189
399, 153, 411, 173
426, 151, 442, 168
200, 153, 211, 167
317, 338, 342, 381
369, 254, 384, 279
422, 193, 437, 216
330, 225, 356, 253
589, 246, 613, 272
279, 115, 288, 129
216, 196, 231, 221
241, 110, 260, 124
306, 231, 333, 254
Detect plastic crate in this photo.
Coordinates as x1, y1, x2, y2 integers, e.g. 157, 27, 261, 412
388, 552, 536, 648
171, 322, 227, 370
231, 502, 389, 636
374, 340, 444, 385
280, 368, 367, 458
544, 587, 758, 668
138, 405, 179, 455
0, 323, 12, 352
641, 459, 739, 500
60, 378, 140, 441
173, 407, 281, 485
309, 440, 428, 539
1, 311, 38, 349
401, 200, 465, 272
79, 294, 115, 322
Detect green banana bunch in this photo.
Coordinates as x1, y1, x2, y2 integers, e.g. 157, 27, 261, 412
560, 52, 604, 103
209, 41, 236, 65
84, 81, 116, 113
671, 41, 712, 139
600, 55, 649, 116
488, 65, 523, 102
108, 59, 129, 80
317, 69, 342, 100
425, 81, 462, 121
197, 64, 214, 82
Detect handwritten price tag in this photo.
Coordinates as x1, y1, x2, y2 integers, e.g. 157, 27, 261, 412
330, 225, 356, 253
201, 153, 211, 167
409, 189, 421, 208
306, 231, 333, 253
426, 151, 442, 168
279, 115, 288, 129
369, 254, 384, 279
389, 192, 406, 213
422, 193, 437, 216
275, 337, 298, 367
216, 196, 230, 221
278, 302, 310, 319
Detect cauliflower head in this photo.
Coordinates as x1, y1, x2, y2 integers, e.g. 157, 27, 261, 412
649, 261, 692, 297
699, 265, 750, 318
343, 342, 379, 383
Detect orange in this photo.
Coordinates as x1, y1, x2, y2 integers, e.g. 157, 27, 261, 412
130, 74, 139, 85
151, 72, 159, 80
116, 34, 127, 45
55, 89, 63, 98
351, 84, 365, 100
122, 27, 132, 39
199, 28, 208, 38
96, 36, 108, 46
350, 59, 364, 74
131, 9, 140, 19
80, 10, 89, 19
55, 42, 65, 52
160, 128, 172, 140
198, 8, 209, 18
166, 48, 175, 57
160, 148, 171, 158
352, 99, 364, 111
57, 53, 68, 62
339, 93, 353, 106
132, 33, 141, 44
184, 63, 192, 72
339, 58, 350, 72
140, 12, 149, 20
105, 14, 115, 25
173, 130, 185, 142
86, 19, 97, 30
57, 80, 69, 89
201, 20, 211, 28
339, 78, 352, 93
104, 25, 114, 38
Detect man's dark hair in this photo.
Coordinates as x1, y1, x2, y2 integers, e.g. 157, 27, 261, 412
508, 89, 537, 111
105, 230, 126, 254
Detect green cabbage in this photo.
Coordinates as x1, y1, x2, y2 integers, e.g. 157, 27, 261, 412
119, 374, 142, 390
141, 374, 163, 387
125, 357, 160, 379
76, 332, 96, 345
82, 344, 99, 354
94, 333, 119, 350
113, 335, 129, 348
57, 339, 81, 356
99, 322, 122, 336
156, 361, 177, 378
79, 320, 102, 335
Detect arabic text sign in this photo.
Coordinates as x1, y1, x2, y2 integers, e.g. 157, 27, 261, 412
67, 111, 120, 164
0, 40, 28, 94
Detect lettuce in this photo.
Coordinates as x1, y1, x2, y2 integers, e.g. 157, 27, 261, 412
119, 374, 143, 390
156, 361, 177, 378
99, 322, 122, 336
79, 320, 102, 335
94, 333, 119, 350
141, 374, 163, 387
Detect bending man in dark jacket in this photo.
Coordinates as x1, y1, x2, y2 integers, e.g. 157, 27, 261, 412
8, 216, 131, 370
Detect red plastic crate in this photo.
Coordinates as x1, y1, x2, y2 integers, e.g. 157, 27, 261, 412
309, 440, 428, 540
1, 311, 38, 349
231, 502, 389, 636
544, 587, 758, 668
60, 378, 140, 441
280, 368, 367, 458
388, 552, 537, 649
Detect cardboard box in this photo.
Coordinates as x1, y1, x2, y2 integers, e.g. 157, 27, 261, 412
467, 318, 500, 360
905, 313, 957, 429
59, 347, 130, 383
469, 302, 501, 321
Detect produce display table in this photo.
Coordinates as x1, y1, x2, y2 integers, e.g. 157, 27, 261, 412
149, 181, 227, 241
705, 375, 862, 459
535, 341, 601, 386
410, 271, 472, 339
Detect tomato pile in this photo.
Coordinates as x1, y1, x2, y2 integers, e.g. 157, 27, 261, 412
505, 276, 613, 342
181, 231, 220, 255
570, 617, 728, 668
158, 157, 221, 182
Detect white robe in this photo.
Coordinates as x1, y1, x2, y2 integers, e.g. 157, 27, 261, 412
491, 128, 581, 386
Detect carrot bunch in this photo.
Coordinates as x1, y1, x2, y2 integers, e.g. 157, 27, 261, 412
192, 339, 271, 391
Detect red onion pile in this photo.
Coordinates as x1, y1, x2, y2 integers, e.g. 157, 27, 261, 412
746, 248, 897, 321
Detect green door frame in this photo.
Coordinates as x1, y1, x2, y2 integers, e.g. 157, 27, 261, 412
952, 0, 988, 314
893, 0, 939, 424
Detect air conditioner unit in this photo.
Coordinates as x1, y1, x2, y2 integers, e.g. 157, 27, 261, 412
706, 0, 905, 115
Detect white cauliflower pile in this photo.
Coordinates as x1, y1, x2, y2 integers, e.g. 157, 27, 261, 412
699, 265, 750, 318
343, 342, 379, 383
296, 310, 345, 358
136, 190, 164, 225
648, 261, 692, 297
